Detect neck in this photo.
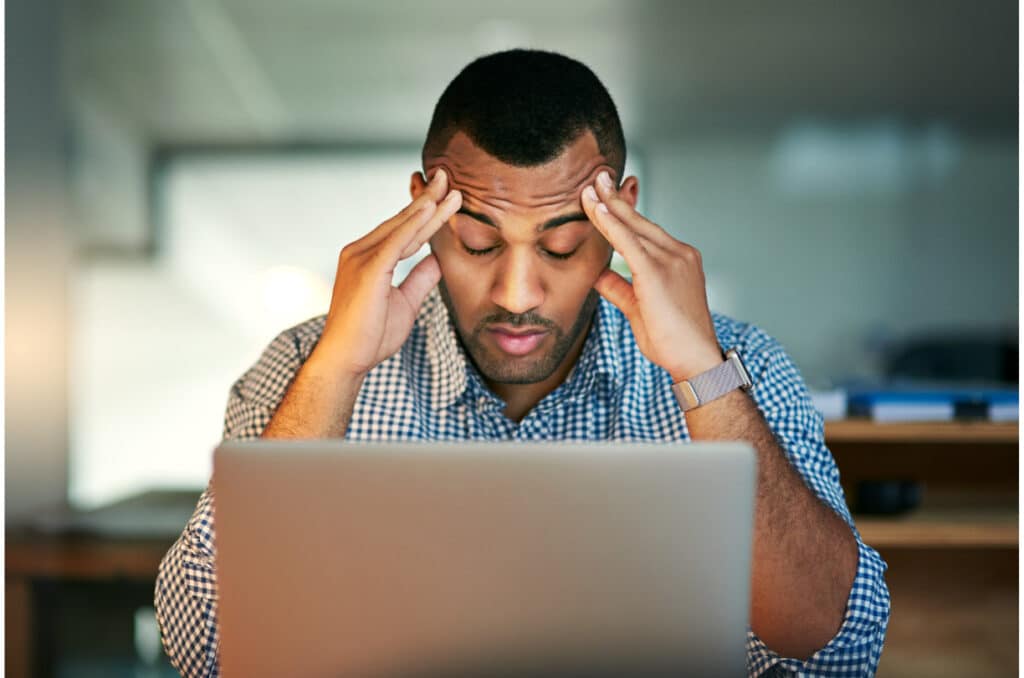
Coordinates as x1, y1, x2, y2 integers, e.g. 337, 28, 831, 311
487, 319, 592, 423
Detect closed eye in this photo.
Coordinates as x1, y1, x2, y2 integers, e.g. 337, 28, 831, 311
463, 244, 498, 256
543, 248, 578, 260
461, 242, 580, 260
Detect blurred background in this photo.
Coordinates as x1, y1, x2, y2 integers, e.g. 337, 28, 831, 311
6, 0, 1018, 676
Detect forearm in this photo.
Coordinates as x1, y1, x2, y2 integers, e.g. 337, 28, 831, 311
685, 389, 858, 660
261, 345, 364, 439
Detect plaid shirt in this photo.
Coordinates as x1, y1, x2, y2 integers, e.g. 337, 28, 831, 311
155, 288, 890, 677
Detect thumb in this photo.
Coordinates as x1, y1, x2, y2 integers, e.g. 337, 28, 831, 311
398, 253, 442, 310
593, 268, 637, 319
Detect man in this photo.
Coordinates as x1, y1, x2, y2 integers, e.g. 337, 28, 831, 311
156, 49, 889, 677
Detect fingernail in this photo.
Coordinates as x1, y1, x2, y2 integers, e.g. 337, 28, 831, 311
431, 168, 446, 185
444, 189, 461, 204
597, 171, 613, 189
583, 186, 598, 202
597, 202, 609, 213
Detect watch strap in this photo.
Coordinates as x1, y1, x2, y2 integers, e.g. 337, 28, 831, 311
672, 348, 753, 412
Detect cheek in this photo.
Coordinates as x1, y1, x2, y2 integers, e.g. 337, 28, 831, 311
545, 242, 611, 318
428, 227, 463, 273
572, 238, 614, 282
429, 229, 487, 310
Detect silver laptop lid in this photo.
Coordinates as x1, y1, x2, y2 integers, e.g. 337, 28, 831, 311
214, 441, 755, 678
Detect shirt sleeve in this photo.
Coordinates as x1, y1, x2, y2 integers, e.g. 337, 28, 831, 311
154, 328, 306, 677
738, 332, 891, 677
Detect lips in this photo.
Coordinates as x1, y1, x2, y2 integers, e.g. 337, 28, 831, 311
487, 327, 549, 356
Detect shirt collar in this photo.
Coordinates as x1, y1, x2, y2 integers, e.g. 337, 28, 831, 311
412, 288, 624, 412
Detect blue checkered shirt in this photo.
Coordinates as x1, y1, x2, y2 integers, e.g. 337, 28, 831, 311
155, 288, 890, 677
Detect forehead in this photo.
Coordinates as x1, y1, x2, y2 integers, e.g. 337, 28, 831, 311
425, 131, 612, 211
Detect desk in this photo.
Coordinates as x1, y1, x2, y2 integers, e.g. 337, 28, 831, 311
7, 428, 1018, 676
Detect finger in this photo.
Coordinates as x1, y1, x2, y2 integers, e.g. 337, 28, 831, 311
396, 167, 449, 219
593, 172, 679, 252
383, 188, 461, 264
593, 268, 638, 320
360, 201, 436, 277
581, 185, 651, 270
356, 170, 449, 252
397, 252, 442, 310
583, 186, 664, 259
398, 189, 462, 260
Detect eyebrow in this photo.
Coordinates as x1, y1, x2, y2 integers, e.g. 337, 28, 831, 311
457, 207, 590, 232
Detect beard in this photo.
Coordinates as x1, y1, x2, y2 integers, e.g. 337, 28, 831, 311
438, 280, 599, 385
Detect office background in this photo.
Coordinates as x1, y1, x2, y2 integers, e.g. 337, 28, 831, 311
6, 0, 1018, 676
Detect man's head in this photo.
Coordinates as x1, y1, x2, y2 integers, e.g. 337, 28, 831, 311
411, 49, 638, 389
421, 49, 626, 182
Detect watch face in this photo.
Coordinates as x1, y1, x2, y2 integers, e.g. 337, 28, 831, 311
727, 349, 753, 389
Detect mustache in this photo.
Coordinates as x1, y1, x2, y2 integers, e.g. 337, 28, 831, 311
479, 311, 556, 330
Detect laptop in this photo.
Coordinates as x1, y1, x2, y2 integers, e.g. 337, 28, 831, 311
214, 440, 756, 677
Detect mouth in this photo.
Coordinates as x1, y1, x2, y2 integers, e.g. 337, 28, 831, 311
486, 326, 550, 357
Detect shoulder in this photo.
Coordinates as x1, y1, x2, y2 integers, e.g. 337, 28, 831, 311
234, 315, 327, 400
710, 311, 783, 360
263, 314, 328, 363
708, 311, 809, 405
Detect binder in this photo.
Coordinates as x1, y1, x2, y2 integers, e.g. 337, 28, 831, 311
844, 381, 1018, 423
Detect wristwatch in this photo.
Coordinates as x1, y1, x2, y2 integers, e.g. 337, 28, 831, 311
672, 348, 753, 412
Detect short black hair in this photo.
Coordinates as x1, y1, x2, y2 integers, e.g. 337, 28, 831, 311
422, 49, 626, 179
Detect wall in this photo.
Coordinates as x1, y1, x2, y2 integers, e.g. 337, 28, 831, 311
6, 0, 73, 522
6, 2, 1018, 516
643, 130, 1017, 387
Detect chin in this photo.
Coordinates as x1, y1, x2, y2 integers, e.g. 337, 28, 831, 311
472, 347, 562, 385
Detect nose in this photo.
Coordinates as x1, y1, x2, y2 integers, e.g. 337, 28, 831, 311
490, 247, 545, 315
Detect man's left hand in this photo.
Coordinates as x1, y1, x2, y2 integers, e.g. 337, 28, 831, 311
581, 170, 723, 382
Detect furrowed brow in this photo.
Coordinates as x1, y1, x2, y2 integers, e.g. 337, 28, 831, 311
456, 208, 589, 232
456, 208, 497, 228
539, 212, 589, 232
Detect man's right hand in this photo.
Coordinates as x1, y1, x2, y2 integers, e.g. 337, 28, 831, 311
261, 170, 461, 439
314, 169, 462, 377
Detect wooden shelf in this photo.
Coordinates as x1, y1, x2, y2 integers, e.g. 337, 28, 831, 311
6, 533, 173, 579
825, 419, 1018, 444
828, 415, 1019, 673
856, 505, 1018, 548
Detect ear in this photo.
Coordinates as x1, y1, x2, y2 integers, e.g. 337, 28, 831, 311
409, 171, 428, 201
617, 175, 639, 208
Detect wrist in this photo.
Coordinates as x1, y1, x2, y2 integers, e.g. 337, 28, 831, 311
305, 340, 370, 384
667, 345, 724, 384
671, 347, 754, 412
